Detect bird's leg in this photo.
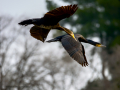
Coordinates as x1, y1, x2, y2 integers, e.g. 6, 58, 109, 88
56, 26, 77, 41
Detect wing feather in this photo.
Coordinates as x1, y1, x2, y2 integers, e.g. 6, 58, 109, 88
30, 26, 50, 42
61, 35, 88, 66
81, 44, 88, 65
44, 4, 78, 22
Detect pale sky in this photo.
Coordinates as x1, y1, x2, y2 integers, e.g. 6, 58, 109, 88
0, 0, 47, 17
0, 0, 70, 17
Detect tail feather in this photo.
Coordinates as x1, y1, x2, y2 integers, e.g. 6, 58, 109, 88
47, 35, 65, 43
18, 19, 33, 26
46, 38, 59, 42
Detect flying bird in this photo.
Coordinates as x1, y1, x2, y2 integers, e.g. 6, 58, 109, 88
18, 4, 78, 42
47, 34, 106, 66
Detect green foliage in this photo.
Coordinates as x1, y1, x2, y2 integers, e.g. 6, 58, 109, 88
46, 0, 58, 10
111, 35, 120, 46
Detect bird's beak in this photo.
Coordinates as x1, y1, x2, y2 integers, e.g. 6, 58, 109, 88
85, 39, 106, 47
95, 44, 106, 47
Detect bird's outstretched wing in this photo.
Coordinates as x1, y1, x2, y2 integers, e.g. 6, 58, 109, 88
61, 35, 88, 66
44, 4, 78, 22
30, 26, 50, 42
81, 44, 88, 66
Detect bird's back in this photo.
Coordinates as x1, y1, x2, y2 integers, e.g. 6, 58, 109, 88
33, 17, 58, 26
61, 35, 81, 48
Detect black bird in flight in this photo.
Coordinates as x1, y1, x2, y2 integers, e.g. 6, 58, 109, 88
18, 4, 78, 42
47, 34, 106, 66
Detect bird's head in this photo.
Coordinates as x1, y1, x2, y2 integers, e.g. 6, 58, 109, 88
76, 34, 106, 47
86, 39, 106, 47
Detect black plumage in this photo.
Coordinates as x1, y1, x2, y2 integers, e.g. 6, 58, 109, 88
18, 4, 78, 42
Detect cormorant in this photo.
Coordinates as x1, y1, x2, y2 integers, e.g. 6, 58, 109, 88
18, 4, 78, 42
47, 34, 105, 66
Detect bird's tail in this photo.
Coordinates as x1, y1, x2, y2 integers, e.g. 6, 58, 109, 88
18, 19, 34, 26
47, 35, 65, 43
46, 38, 59, 43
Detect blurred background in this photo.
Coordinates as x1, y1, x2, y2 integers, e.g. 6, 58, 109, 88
0, 0, 120, 90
